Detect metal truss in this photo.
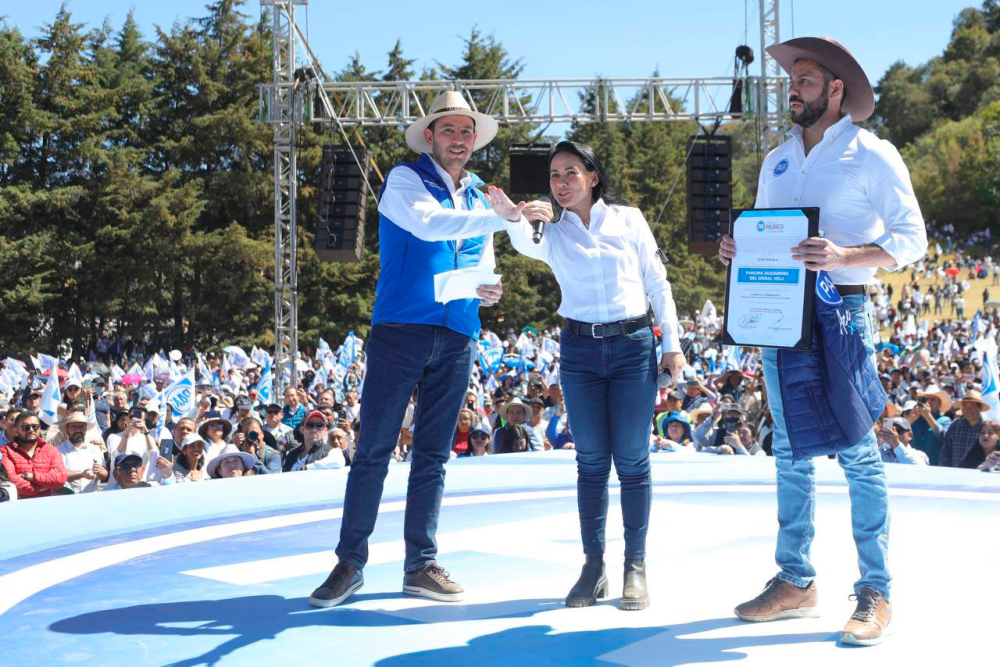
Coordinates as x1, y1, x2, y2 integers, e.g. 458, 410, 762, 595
261, 0, 304, 399
759, 0, 788, 150
261, 76, 788, 134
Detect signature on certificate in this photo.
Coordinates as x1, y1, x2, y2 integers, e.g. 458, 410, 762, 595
738, 313, 763, 328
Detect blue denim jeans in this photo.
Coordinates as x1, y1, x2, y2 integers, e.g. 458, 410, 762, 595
336, 323, 476, 573
560, 324, 658, 560
761, 293, 891, 600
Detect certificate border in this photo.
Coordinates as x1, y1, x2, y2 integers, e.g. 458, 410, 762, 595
721, 207, 819, 351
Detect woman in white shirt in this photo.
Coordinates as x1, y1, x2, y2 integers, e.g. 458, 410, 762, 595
488, 141, 684, 612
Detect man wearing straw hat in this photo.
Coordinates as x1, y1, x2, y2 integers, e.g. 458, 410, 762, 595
720, 37, 928, 646
939, 389, 989, 467
310, 91, 523, 609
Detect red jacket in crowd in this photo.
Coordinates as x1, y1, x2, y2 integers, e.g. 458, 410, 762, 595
1, 438, 69, 499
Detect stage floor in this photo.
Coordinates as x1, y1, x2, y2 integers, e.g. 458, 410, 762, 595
1, 451, 998, 666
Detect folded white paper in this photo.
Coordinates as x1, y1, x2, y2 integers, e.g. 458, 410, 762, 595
434, 268, 502, 303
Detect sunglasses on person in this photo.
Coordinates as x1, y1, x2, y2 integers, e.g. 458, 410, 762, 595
19, 423, 41, 431
118, 460, 143, 472
266, 409, 281, 415
304, 422, 327, 430
470, 433, 488, 440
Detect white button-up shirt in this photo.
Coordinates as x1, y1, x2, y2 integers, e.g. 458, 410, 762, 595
378, 156, 502, 267
505, 199, 682, 352
755, 114, 927, 285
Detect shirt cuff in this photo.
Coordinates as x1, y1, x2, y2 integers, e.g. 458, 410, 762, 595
871, 231, 925, 272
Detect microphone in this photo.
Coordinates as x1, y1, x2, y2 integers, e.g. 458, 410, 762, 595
656, 337, 694, 388
532, 196, 551, 244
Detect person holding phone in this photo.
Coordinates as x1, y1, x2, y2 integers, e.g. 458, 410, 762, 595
488, 140, 684, 611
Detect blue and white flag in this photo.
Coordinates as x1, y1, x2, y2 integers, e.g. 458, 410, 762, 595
224, 345, 254, 370
338, 332, 359, 368
163, 369, 196, 417
256, 357, 274, 405
720, 345, 742, 373
251, 346, 272, 369
38, 353, 60, 375
975, 337, 1000, 422
480, 345, 503, 373
0, 372, 13, 398
38, 367, 61, 425
66, 363, 84, 387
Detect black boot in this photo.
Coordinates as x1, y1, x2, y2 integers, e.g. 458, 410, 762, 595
565, 555, 608, 607
621, 559, 649, 610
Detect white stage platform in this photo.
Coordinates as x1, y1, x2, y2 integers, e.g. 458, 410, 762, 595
1, 451, 998, 666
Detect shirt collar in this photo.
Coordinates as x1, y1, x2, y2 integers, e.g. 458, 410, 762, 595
559, 198, 609, 227
790, 112, 855, 149
429, 155, 471, 193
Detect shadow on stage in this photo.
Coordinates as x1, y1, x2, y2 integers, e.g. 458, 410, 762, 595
48, 593, 837, 666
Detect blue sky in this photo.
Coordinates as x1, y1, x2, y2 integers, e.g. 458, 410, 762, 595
3, 0, 980, 84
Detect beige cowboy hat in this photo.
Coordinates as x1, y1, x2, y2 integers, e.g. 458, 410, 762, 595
766, 37, 876, 122
916, 385, 952, 413
499, 397, 531, 421
958, 390, 991, 412
404, 90, 499, 155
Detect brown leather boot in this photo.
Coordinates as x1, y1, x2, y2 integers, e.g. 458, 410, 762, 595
840, 588, 891, 646
734, 577, 819, 622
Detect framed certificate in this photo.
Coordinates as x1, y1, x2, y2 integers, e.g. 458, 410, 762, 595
722, 207, 819, 350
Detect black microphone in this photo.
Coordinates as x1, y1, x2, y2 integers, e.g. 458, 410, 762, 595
532, 196, 551, 244
656, 337, 694, 388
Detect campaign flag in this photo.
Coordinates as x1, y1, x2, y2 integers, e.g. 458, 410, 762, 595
0, 373, 13, 398
196, 354, 213, 383
338, 332, 359, 368
38, 367, 62, 425
38, 353, 60, 375
700, 300, 718, 325
540, 337, 559, 356
481, 346, 503, 373
224, 345, 254, 370
255, 357, 274, 405
66, 363, 84, 387
720, 345, 742, 373
30, 355, 40, 372
975, 337, 1000, 422
252, 346, 272, 369
485, 330, 502, 348
163, 369, 196, 417
126, 362, 144, 377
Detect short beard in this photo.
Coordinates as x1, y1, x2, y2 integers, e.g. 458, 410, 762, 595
790, 83, 830, 128
69, 432, 86, 445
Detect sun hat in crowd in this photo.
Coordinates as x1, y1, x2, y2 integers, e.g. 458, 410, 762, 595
499, 397, 531, 420
198, 412, 232, 440
959, 390, 991, 412
916, 385, 952, 413
405, 90, 499, 154
207, 444, 256, 478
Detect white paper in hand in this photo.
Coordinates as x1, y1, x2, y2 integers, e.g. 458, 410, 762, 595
434, 268, 502, 303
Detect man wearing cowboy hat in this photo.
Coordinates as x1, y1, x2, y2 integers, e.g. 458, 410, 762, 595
56, 411, 108, 494
940, 389, 990, 467
908, 384, 952, 465
721, 37, 929, 646
492, 397, 541, 453
311, 90, 523, 609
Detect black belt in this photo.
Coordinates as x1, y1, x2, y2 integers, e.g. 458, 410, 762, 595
565, 314, 652, 339
834, 284, 866, 296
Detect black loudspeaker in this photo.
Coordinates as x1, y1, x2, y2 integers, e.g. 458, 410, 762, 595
686, 135, 732, 254
509, 143, 552, 195
316, 145, 369, 263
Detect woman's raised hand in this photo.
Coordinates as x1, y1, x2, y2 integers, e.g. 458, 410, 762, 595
521, 198, 554, 224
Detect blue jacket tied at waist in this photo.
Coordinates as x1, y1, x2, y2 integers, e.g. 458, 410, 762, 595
776, 272, 888, 460
372, 154, 492, 339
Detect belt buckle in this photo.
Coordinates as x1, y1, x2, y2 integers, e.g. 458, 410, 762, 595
591, 323, 604, 338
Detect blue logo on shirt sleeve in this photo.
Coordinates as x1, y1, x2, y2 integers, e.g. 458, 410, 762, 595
773, 159, 789, 176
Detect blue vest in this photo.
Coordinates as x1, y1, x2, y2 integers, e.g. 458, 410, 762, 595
776, 272, 888, 460
371, 154, 492, 339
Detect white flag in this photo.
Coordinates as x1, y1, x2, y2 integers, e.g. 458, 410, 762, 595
163, 369, 196, 417
975, 337, 1000, 422
38, 353, 60, 375
38, 368, 62, 425
66, 363, 84, 387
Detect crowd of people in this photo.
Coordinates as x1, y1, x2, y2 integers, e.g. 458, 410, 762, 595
1, 236, 998, 503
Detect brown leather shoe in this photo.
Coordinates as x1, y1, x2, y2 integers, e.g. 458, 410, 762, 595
734, 577, 819, 622
840, 588, 891, 646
